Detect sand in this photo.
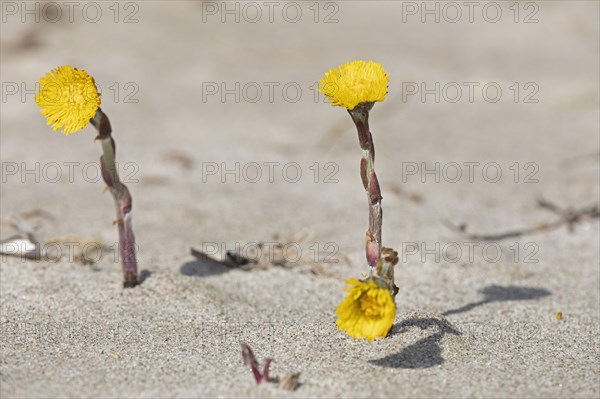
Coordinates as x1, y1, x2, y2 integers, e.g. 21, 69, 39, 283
1, 1, 599, 397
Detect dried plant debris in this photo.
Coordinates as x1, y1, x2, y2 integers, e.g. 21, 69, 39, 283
389, 183, 424, 204
45, 236, 109, 265
141, 175, 170, 186
5, 27, 43, 55
1, 211, 48, 259
278, 372, 302, 391
241, 343, 273, 385
164, 149, 195, 170
1, 235, 108, 265
241, 343, 301, 391
191, 231, 343, 276
1, 211, 107, 265
446, 198, 599, 241
0, 210, 52, 246
0, 238, 39, 260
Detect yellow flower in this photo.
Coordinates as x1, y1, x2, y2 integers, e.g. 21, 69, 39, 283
35, 65, 101, 135
319, 60, 389, 111
336, 278, 396, 341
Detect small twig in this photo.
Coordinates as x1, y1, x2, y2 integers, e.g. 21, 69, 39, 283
536, 198, 566, 215
190, 232, 340, 276
241, 343, 273, 385
240, 343, 300, 390
537, 198, 599, 232
278, 372, 301, 391
1, 215, 43, 248
446, 198, 599, 241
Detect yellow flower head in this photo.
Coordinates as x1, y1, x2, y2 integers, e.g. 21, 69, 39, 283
336, 278, 396, 341
319, 60, 389, 111
35, 65, 101, 135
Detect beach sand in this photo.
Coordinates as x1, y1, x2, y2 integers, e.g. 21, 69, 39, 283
1, 1, 599, 397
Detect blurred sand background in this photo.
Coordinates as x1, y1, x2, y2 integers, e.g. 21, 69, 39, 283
1, 1, 599, 397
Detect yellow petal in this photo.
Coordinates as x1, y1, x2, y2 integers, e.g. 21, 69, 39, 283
35, 65, 101, 135
336, 278, 396, 340
319, 60, 389, 110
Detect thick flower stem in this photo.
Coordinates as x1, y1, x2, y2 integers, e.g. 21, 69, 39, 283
348, 103, 382, 269
90, 109, 138, 288
375, 248, 399, 298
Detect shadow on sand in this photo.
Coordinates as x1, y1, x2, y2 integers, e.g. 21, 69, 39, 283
179, 256, 231, 278
137, 269, 152, 285
442, 284, 551, 316
370, 284, 551, 369
369, 317, 461, 369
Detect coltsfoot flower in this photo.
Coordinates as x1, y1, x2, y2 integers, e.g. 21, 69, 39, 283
322, 61, 399, 340
319, 60, 389, 111
35, 66, 137, 287
35, 65, 101, 135
336, 278, 396, 341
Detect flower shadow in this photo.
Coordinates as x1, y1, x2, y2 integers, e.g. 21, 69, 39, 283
369, 317, 461, 369
370, 285, 552, 369
442, 284, 552, 316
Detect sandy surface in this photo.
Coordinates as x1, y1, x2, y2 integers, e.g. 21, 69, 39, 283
1, 1, 599, 398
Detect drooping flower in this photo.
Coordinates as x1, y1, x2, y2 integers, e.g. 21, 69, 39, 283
35, 65, 101, 135
336, 277, 396, 341
319, 60, 389, 111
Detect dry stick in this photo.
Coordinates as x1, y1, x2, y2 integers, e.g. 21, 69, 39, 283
348, 103, 382, 269
241, 343, 273, 385
445, 198, 599, 241
536, 198, 599, 232
90, 109, 138, 287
